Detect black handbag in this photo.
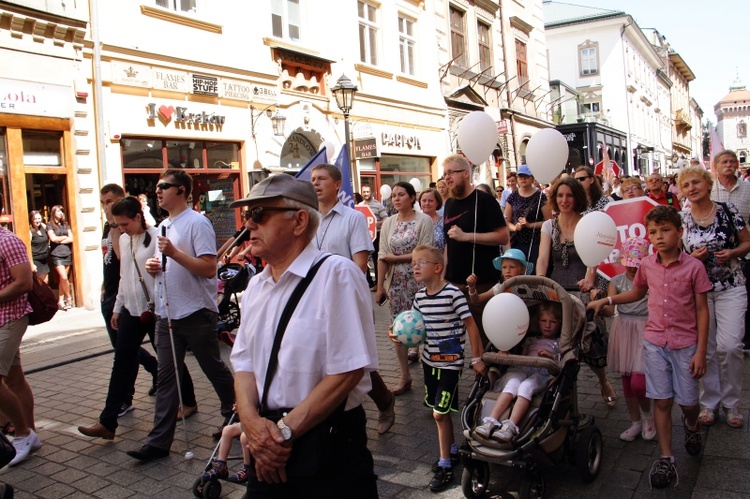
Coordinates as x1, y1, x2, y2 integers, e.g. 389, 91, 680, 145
257, 255, 336, 477
0, 433, 16, 469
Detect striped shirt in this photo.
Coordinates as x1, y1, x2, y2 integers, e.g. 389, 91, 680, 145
0, 228, 32, 327
711, 178, 750, 225
414, 283, 471, 370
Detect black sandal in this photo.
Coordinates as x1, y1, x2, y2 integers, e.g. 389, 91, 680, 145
0, 422, 14, 436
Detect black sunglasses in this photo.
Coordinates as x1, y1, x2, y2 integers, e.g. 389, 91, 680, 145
156, 182, 181, 191
247, 206, 299, 224
574, 176, 591, 182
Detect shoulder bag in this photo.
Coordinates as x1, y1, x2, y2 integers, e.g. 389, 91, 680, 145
131, 237, 155, 324
257, 255, 341, 477
27, 273, 58, 325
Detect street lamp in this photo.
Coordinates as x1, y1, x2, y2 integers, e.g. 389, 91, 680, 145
331, 73, 358, 186
250, 104, 286, 138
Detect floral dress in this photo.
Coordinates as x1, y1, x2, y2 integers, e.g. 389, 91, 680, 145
432, 215, 445, 253
387, 221, 420, 317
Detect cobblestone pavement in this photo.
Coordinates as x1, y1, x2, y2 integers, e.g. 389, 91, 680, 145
1, 299, 749, 498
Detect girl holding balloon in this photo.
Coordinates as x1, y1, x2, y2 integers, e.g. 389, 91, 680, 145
536, 177, 618, 407
597, 237, 655, 441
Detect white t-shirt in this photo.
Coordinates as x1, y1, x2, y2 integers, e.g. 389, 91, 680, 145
154, 209, 218, 319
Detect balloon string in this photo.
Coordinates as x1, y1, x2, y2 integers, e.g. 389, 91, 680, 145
527, 191, 543, 259
471, 187, 478, 274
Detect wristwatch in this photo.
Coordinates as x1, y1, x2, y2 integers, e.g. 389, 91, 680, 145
277, 418, 294, 442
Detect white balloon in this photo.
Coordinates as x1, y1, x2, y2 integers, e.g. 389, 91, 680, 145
380, 184, 392, 201
319, 140, 335, 162
525, 128, 569, 183
574, 211, 618, 267
482, 293, 530, 351
409, 177, 422, 192
457, 111, 497, 165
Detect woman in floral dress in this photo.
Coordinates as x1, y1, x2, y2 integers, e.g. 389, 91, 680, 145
376, 182, 434, 394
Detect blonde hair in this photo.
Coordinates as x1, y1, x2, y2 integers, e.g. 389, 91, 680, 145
619, 177, 643, 191
677, 165, 713, 192
413, 245, 443, 264
443, 154, 470, 171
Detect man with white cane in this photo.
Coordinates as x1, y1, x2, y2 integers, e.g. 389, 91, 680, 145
442, 154, 508, 347
128, 169, 235, 462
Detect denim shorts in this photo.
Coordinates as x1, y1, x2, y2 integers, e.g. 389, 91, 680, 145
644, 341, 699, 406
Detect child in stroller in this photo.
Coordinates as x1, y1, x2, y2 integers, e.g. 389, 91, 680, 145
460, 276, 602, 498
474, 302, 561, 443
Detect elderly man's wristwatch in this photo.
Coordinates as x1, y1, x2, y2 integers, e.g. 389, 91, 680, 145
277, 418, 294, 442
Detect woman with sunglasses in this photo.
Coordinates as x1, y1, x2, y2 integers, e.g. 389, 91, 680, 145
47, 205, 74, 310
575, 166, 613, 214
504, 165, 551, 268
376, 182, 434, 393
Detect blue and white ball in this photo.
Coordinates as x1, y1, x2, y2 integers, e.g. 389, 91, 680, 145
393, 310, 426, 347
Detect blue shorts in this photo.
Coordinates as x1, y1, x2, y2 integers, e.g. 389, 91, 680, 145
423, 363, 461, 415
643, 341, 699, 407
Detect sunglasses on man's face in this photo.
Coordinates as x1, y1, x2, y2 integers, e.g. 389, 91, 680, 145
156, 182, 180, 191
247, 206, 299, 224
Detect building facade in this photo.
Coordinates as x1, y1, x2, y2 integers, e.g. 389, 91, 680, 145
544, 2, 698, 176
715, 78, 750, 166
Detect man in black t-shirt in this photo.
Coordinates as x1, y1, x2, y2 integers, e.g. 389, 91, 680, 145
442, 154, 508, 346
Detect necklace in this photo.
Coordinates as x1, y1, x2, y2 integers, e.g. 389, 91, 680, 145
316, 212, 336, 250
691, 202, 715, 224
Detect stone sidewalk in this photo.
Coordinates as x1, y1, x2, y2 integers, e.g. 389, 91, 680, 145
1, 302, 749, 498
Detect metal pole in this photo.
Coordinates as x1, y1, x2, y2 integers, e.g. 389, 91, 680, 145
344, 112, 356, 192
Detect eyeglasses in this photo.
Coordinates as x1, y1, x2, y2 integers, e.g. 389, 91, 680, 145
156, 182, 180, 191
574, 176, 590, 182
444, 169, 467, 176
647, 178, 663, 183
621, 186, 643, 194
411, 260, 439, 269
247, 206, 299, 224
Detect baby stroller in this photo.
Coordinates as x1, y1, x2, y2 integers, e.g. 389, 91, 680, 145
459, 275, 602, 498
216, 263, 253, 345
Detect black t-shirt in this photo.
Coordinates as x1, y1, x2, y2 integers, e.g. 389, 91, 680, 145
101, 225, 120, 298
443, 189, 506, 284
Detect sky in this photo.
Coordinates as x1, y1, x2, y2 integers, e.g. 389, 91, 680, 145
551, 0, 748, 124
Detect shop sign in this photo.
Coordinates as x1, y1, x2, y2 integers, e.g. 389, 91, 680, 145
354, 138, 379, 159
381, 132, 421, 150
152, 69, 189, 92
562, 132, 576, 142
250, 85, 277, 105
111, 62, 151, 88
496, 120, 508, 134
0, 78, 72, 118
281, 132, 317, 161
147, 102, 226, 127
220, 79, 252, 101
192, 74, 218, 96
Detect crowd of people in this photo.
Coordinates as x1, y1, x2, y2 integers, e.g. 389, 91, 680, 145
0, 150, 749, 497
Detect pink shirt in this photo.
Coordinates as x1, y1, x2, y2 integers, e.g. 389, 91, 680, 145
633, 251, 711, 349
0, 228, 33, 327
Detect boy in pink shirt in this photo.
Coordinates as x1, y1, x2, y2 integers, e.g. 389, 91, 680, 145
589, 205, 711, 489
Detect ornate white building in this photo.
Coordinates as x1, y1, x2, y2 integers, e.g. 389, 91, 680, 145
715, 77, 750, 165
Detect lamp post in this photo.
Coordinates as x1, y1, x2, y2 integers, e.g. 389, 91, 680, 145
331, 73, 358, 188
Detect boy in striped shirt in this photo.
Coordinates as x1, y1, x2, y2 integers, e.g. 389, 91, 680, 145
390, 245, 486, 492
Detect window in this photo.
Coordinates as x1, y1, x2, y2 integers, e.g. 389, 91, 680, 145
738, 121, 747, 138
515, 39, 528, 90
22, 131, 62, 167
582, 102, 601, 114
155, 0, 196, 13
398, 15, 416, 75
271, 0, 300, 42
358, 1, 378, 65
449, 6, 466, 67
477, 22, 492, 72
739, 151, 747, 164
579, 42, 599, 76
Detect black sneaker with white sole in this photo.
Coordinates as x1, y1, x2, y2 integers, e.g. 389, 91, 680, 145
682, 415, 702, 456
118, 403, 135, 418
429, 466, 454, 492
431, 453, 460, 473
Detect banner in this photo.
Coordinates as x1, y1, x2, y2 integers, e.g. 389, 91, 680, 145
294, 146, 355, 208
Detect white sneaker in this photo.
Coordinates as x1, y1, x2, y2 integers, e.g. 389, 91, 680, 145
9, 429, 39, 466
641, 416, 656, 441
492, 419, 519, 442
619, 421, 642, 442
474, 418, 500, 439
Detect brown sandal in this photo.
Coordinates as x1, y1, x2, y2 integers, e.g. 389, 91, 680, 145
391, 379, 412, 396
